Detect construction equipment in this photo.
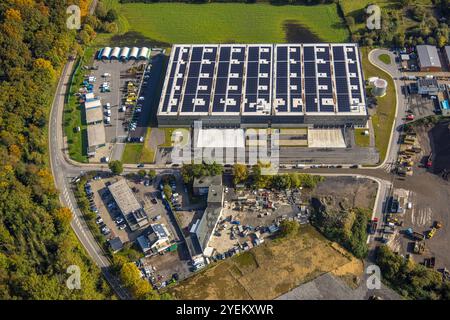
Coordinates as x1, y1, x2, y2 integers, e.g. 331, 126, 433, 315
405, 228, 425, 241
427, 227, 437, 239
434, 221, 443, 229
426, 153, 433, 168
424, 257, 436, 269
413, 241, 425, 254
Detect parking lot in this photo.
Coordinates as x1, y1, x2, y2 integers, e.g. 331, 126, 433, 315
86, 174, 179, 244
86, 50, 165, 162
91, 58, 147, 142
382, 122, 450, 272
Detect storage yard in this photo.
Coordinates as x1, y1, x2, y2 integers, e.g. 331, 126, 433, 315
168, 225, 362, 300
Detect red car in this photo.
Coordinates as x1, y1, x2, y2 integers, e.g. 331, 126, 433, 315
406, 114, 415, 121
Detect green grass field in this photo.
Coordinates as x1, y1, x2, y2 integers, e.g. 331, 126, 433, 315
122, 129, 155, 164
378, 53, 391, 65
64, 47, 96, 163
361, 47, 396, 164
122, 143, 143, 164
354, 128, 370, 147
102, 1, 349, 44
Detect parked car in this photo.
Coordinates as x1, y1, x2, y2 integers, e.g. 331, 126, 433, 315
115, 217, 124, 225
118, 224, 127, 230
96, 217, 103, 224
101, 227, 110, 235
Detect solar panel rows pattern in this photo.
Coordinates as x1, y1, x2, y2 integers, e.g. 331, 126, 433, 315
159, 44, 366, 117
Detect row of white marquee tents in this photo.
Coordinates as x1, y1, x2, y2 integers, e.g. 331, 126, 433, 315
99, 47, 150, 60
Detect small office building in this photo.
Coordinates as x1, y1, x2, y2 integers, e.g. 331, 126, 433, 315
87, 123, 106, 157
85, 98, 103, 125
108, 179, 149, 231
137, 223, 172, 255
193, 175, 223, 196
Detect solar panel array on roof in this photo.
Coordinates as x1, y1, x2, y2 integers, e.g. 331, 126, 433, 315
158, 43, 366, 120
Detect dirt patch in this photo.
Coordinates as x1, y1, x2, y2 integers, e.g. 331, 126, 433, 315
429, 120, 450, 175
169, 225, 359, 300
283, 20, 322, 43
310, 176, 378, 212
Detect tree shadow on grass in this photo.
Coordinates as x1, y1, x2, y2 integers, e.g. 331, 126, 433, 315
283, 20, 323, 43
110, 31, 170, 48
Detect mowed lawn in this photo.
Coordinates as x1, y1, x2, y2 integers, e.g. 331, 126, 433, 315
168, 225, 361, 300
361, 47, 396, 164
103, 1, 349, 43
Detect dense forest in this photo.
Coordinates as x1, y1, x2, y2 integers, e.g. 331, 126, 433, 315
0, 0, 113, 299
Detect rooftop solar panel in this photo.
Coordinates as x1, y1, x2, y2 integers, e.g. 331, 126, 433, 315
159, 44, 366, 119
332, 46, 345, 61
213, 95, 225, 112
317, 62, 331, 75
277, 46, 288, 61
303, 47, 315, 61
337, 95, 351, 112
315, 47, 330, 61
290, 47, 301, 61
305, 95, 318, 112
334, 61, 347, 77
247, 62, 259, 78
217, 62, 229, 77
248, 47, 259, 61
304, 62, 316, 77
191, 47, 203, 61
219, 47, 230, 61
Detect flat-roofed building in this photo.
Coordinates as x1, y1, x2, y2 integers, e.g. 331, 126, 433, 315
417, 78, 441, 95
416, 45, 442, 72
193, 125, 246, 164
192, 206, 223, 254
157, 43, 368, 128
85, 98, 103, 125
87, 123, 106, 157
108, 179, 149, 231
193, 175, 223, 196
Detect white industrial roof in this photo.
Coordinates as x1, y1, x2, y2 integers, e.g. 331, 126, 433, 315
101, 47, 112, 59
87, 123, 106, 147
130, 47, 140, 59
111, 47, 121, 59
195, 128, 245, 148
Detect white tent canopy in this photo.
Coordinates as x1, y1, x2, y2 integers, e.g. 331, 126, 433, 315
101, 47, 112, 59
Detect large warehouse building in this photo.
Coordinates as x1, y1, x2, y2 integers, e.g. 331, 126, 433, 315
157, 43, 368, 128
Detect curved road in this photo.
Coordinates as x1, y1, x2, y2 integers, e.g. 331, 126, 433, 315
48, 48, 407, 298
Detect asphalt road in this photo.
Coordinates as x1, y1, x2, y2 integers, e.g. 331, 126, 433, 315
48, 48, 408, 299
49, 60, 130, 299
